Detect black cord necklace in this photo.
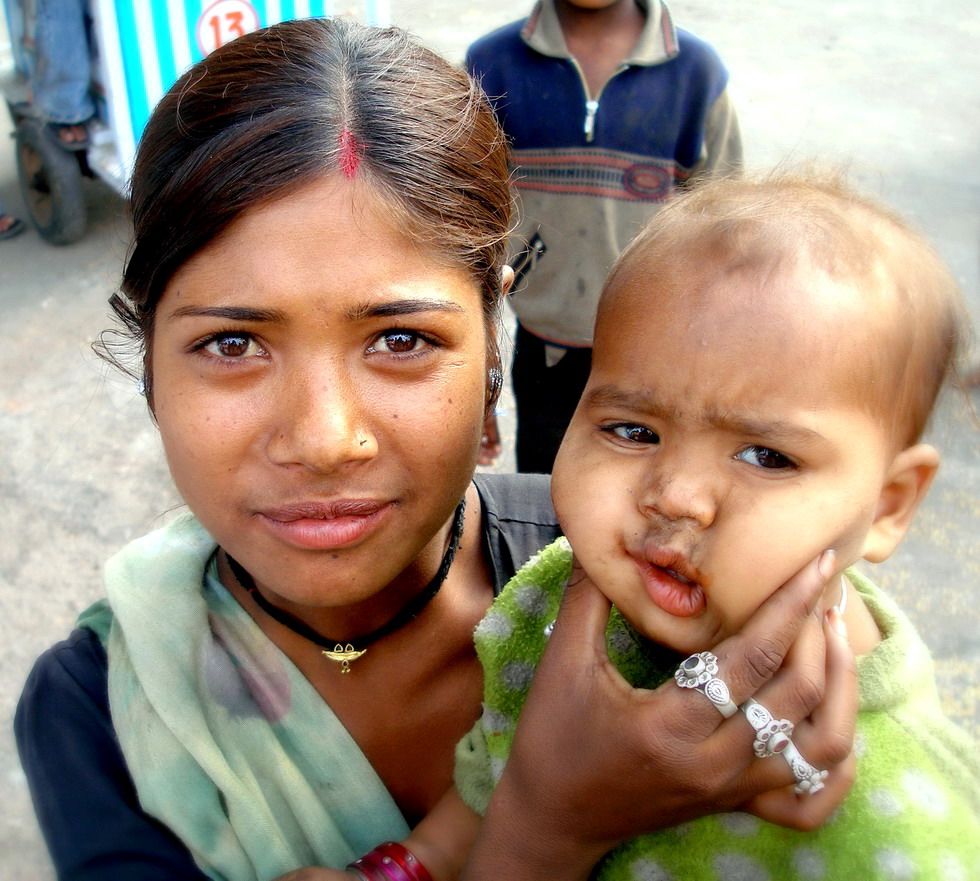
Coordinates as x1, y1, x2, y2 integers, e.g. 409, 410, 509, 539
226, 498, 466, 674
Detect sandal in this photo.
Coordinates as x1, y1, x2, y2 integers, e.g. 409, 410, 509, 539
0, 215, 26, 241
47, 122, 90, 151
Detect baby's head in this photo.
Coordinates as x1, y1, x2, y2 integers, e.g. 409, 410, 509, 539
552, 171, 966, 654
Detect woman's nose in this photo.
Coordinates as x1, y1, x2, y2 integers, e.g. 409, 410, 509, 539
266, 367, 378, 472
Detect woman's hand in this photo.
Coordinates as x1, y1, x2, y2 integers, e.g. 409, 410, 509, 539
273, 870, 358, 881
462, 550, 857, 880
737, 599, 858, 830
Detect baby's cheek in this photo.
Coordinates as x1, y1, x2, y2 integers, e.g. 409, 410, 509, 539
809, 495, 880, 570
712, 516, 833, 627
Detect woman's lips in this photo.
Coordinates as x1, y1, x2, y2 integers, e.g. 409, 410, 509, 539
256, 499, 392, 551
633, 551, 707, 617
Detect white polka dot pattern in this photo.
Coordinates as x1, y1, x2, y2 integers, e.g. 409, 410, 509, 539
868, 787, 904, 817
514, 583, 549, 616
714, 852, 770, 881
480, 706, 511, 735
874, 848, 915, 880
628, 858, 673, 881
901, 769, 948, 818
791, 847, 826, 879
718, 813, 760, 837
500, 659, 535, 691
475, 607, 512, 641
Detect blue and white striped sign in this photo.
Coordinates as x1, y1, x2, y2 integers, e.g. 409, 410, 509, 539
91, 0, 389, 185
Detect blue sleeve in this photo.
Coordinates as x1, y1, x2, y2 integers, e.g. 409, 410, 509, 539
15, 629, 210, 881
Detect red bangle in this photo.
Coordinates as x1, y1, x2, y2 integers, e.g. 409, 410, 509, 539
347, 841, 433, 881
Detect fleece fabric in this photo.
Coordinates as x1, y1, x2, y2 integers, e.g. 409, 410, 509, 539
456, 538, 980, 881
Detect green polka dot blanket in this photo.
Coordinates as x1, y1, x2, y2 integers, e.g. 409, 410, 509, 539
455, 538, 980, 881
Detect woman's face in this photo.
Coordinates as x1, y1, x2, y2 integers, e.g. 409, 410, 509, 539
150, 175, 490, 610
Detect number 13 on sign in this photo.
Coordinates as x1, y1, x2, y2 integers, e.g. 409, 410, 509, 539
197, 0, 261, 56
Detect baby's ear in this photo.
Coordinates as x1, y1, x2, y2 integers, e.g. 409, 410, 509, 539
862, 443, 939, 563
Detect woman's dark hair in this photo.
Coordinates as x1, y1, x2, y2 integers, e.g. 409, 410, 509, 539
106, 17, 512, 405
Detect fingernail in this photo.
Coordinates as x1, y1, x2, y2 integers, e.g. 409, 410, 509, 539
817, 549, 837, 581
827, 605, 848, 638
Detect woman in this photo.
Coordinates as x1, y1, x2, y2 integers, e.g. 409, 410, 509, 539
15, 18, 855, 881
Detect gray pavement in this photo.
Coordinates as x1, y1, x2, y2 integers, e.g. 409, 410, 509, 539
1, 2, 978, 878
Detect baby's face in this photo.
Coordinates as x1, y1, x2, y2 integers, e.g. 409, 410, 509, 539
552, 260, 898, 654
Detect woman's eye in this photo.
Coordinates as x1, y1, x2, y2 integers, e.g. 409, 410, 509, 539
736, 446, 795, 470
609, 424, 659, 445
198, 332, 266, 359
370, 330, 430, 355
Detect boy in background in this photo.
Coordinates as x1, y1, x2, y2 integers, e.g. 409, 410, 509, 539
466, 0, 741, 472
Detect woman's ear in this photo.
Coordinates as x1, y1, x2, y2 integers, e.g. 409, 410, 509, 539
501, 264, 515, 297
862, 443, 939, 563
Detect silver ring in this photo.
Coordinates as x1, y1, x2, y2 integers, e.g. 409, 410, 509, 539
675, 652, 739, 718
740, 699, 827, 794
782, 739, 830, 795
741, 697, 795, 757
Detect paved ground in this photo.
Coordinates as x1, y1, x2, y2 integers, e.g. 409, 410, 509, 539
1, 2, 977, 878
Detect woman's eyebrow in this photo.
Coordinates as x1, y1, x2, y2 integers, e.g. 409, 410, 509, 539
346, 298, 466, 320
166, 305, 286, 323
166, 298, 465, 324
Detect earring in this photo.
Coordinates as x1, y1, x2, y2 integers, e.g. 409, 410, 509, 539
488, 368, 502, 395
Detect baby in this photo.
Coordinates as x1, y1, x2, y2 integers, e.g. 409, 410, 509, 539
344, 173, 979, 881
447, 173, 979, 881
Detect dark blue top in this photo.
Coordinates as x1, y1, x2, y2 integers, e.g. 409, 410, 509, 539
466, 22, 728, 168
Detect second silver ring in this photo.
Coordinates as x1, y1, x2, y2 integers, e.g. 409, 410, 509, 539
674, 651, 739, 718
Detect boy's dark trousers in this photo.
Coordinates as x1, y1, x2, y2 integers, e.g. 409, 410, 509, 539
512, 323, 592, 474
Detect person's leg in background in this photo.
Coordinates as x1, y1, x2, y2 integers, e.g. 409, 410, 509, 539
31, 0, 94, 146
0, 202, 25, 240
512, 323, 592, 473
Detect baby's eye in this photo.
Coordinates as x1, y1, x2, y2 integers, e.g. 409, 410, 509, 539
369, 330, 431, 355
608, 423, 660, 445
736, 446, 795, 470
198, 332, 266, 359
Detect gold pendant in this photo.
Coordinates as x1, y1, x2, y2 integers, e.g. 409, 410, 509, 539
322, 643, 367, 673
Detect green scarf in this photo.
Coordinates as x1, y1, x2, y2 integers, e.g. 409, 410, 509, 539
79, 513, 409, 881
